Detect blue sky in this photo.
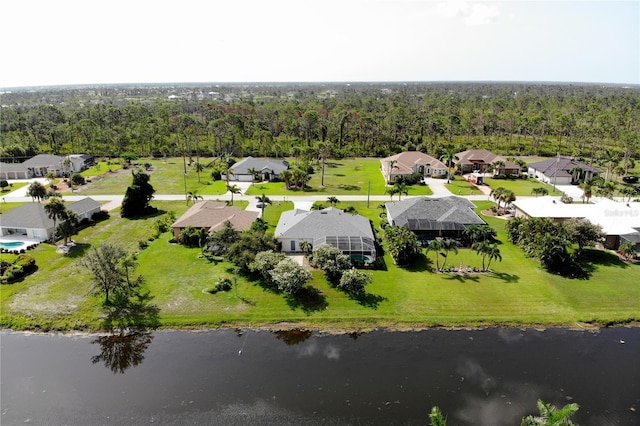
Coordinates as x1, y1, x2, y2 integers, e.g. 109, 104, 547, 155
2, 0, 638, 88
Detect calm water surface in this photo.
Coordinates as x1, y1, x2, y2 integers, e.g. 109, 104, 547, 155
1, 327, 638, 425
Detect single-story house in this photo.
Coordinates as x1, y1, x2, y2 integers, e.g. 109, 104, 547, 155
527, 158, 600, 186
224, 157, 289, 182
0, 154, 94, 180
454, 149, 519, 176
0, 197, 102, 241
380, 151, 447, 183
275, 207, 376, 263
512, 196, 640, 252
386, 196, 486, 240
171, 201, 258, 239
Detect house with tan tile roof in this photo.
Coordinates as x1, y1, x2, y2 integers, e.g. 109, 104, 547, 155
380, 151, 447, 183
171, 201, 258, 239
454, 149, 519, 175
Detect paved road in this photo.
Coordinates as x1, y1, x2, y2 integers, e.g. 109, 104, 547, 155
0, 177, 523, 213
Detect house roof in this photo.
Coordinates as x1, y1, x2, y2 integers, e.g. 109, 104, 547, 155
381, 151, 446, 176
0, 197, 100, 229
528, 158, 600, 178
512, 196, 640, 236
275, 207, 374, 241
68, 197, 101, 216
22, 154, 65, 169
455, 149, 519, 169
386, 196, 485, 231
171, 201, 258, 232
230, 157, 289, 175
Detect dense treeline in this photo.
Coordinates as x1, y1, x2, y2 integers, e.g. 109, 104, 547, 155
1, 82, 638, 170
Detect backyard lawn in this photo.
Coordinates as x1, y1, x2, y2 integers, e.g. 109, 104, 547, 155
1, 200, 638, 331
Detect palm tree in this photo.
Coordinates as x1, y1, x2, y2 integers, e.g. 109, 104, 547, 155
57, 210, 79, 246
426, 239, 443, 272
255, 193, 272, 216
386, 159, 398, 184
579, 177, 597, 203
439, 238, 458, 271
492, 160, 505, 175
281, 170, 293, 189
386, 186, 399, 201
27, 181, 47, 202
500, 189, 516, 210
620, 186, 637, 202
394, 181, 409, 201
440, 148, 457, 183
569, 166, 583, 184
226, 184, 241, 205
299, 240, 312, 254
490, 187, 507, 210
327, 196, 339, 207
247, 167, 259, 183
531, 187, 549, 197
520, 399, 579, 426
473, 241, 502, 271
44, 196, 67, 243
186, 190, 203, 206
193, 161, 204, 183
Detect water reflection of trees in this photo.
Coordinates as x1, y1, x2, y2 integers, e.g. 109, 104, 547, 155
273, 329, 313, 345
91, 332, 154, 374
92, 290, 160, 373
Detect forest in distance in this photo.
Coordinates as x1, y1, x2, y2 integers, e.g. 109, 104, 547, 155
1, 82, 638, 171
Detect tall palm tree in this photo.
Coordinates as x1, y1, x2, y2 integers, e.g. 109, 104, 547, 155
44, 196, 67, 243
281, 170, 293, 190
255, 193, 272, 216
520, 399, 579, 426
440, 148, 457, 183
474, 241, 502, 271
226, 184, 241, 205
439, 238, 458, 271
499, 189, 516, 209
569, 166, 583, 184
247, 167, 259, 183
490, 187, 507, 210
579, 177, 597, 203
426, 239, 443, 272
387, 159, 398, 184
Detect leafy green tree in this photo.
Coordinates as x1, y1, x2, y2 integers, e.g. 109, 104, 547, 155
384, 225, 419, 266
27, 181, 47, 202
69, 173, 85, 187
208, 221, 240, 254
78, 242, 140, 305
0, 179, 9, 191
520, 399, 579, 426
565, 218, 604, 253
269, 257, 312, 294
44, 196, 67, 242
338, 268, 372, 296
311, 244, 352, 283
179, 226, 208, 248
121, 170, 155, 218
226, 230, 277, 271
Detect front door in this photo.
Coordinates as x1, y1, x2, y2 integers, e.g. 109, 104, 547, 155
290, 240, 296, 251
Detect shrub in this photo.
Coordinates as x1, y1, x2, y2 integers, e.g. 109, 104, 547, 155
92, 210, 109, 221
209, 277, 232, 293
561, 194, 574, 204
269, 257, 312, 294
69, 173, 85, 186
311, 245, 351, 283
338, 268, 372, 295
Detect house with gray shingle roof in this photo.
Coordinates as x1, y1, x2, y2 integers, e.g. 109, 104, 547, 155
225, 156, 289, 182
527, 157, 600, 185
275, 207, 376, 263
0, 154, 94, 180
0, 197, 102, 241
386, 196, 485, 240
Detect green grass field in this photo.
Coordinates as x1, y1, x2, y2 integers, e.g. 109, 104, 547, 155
245, 158, 433, 196
1, 199, 638, 332
483, 177, 558, 196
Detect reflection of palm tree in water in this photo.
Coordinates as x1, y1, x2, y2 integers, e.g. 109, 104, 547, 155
91, 332, 154, 374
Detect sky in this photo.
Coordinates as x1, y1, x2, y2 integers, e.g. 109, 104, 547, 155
2, 0, 639, 88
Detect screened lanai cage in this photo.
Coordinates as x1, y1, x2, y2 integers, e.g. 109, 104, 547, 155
313, 235, 376, 265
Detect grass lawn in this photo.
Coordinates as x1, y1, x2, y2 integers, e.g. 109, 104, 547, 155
245, 158, 433, 197
70, 158, 228, 196
443, 178, 483, 196
483, 177, 558, 196
1, 200, 638, 332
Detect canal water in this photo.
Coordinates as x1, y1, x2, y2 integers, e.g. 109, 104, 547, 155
1, 327, 638, 425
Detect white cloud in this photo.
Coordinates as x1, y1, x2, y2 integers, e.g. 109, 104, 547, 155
436, 1, 500, 26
